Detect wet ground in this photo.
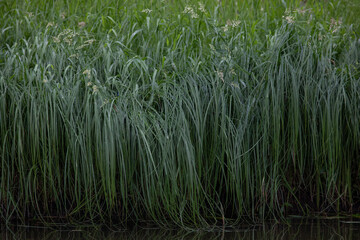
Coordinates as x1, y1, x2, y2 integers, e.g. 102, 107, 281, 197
2, 219, 360, 239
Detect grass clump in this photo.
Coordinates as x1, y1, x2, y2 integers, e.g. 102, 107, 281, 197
0, 0, 360, 229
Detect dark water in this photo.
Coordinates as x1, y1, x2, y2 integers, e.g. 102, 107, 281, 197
2, 219, 360, 239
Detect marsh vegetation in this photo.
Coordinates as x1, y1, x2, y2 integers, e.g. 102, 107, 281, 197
0, 0, 360, 228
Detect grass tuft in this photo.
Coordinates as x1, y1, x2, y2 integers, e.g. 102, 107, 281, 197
1, 0, 360, 229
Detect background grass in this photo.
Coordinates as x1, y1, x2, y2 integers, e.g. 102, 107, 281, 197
1, 0, 360, 229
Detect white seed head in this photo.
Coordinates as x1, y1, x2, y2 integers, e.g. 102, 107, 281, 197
231, 20, 241, 28
69, 53, 79, 58
216, 70, 224, 82
198, 2, 206, 13
83, 69, 91, 78
330, 18, 342, 33
84, 39, 96, 44
26, 12, 34, 18
222, 25, 229, 32
78, 21, 86, 28
183, 6, 199, 18
63, 37, 73, 45
183, 6, 193, 14
284, 15, 295, 24
92, 85, 98, 94
191, 12, 199, 18
46, 22, 55, 28
52, 37, 60, 43
76, 44, 89, 50
141, 9, 152, 13
60, 12, 66, 19
295, 8, 307, 15
318, 33, 323, 41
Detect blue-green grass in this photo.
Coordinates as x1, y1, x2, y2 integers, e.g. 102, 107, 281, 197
0, 0, 360, 229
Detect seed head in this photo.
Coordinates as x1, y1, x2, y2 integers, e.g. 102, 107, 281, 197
26, 12, 34, 18
183, 6, 199, 18
52, 37, 60, 43
60, 12, 66, 19
216, 70, 224, 82
141, 9, 152, 13
198, 3, 206, 13
283, 15, 295, 24
78, 22, 86, 28
46, 22, 55, 28
84, 39, 96, 44
83, 69, 91, 79
92, 85, 98, 94
69, 53, 79, 58
222, 25, 229, 32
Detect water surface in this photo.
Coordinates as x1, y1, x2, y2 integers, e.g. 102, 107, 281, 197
2, 219, 360, 239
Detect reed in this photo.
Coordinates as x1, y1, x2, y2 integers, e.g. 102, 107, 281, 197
0, 0, 360, 228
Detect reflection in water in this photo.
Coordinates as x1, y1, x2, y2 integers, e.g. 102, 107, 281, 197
2, 219, 360, 240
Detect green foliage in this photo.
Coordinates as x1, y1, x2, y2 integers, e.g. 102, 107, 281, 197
0, 0, 360, 229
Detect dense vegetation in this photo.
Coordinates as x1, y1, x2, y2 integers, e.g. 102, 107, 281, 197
1, 0, 360, 228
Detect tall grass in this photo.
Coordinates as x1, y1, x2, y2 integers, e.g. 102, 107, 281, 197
1, 0, 360, 228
